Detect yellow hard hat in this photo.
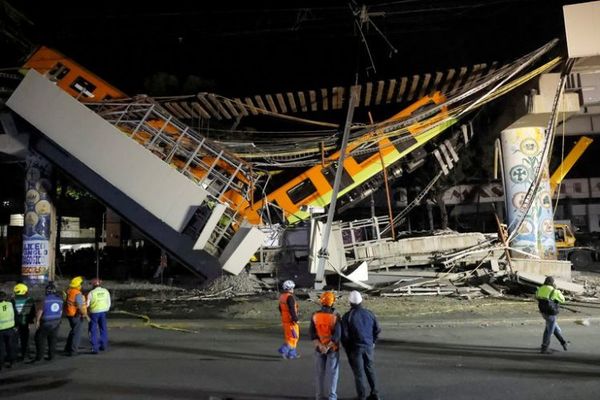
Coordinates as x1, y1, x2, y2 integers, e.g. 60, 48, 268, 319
14, 283, 28, 296
320, 291, 336, 307
69, 276, 84, 288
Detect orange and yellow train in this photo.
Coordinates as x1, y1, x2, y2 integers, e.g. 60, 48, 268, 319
22, 46, 457, 226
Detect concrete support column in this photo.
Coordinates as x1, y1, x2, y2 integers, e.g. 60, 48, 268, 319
501, 125, 556, 259
22, 153, 55, 283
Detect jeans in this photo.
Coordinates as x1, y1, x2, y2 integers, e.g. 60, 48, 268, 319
542, 314, 565, 349
35, 321, 60, 361
65, 316, 84, 354
89, 312, 108, 352
314, 350, 340, 400
347, 346, 379, 399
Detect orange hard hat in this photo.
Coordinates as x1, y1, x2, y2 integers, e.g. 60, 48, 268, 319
320, 291, 335, 307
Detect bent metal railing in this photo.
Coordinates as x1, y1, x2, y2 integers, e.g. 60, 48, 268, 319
86, 97, 257, 255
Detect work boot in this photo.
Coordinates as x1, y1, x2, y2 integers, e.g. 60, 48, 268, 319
278, 344, 290, 359
286, 348, 300, 359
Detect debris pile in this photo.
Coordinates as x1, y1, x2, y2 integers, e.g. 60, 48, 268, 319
174, 271, 265, 300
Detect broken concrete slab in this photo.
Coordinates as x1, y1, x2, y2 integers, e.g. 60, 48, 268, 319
514, 271, 584, 294
511, 258, 572, 281
479, 283, 503, 297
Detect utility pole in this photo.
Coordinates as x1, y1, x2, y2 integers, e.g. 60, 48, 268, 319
314, 87, 358, 289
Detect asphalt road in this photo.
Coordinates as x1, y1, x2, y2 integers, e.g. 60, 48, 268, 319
1, 315, 600, 400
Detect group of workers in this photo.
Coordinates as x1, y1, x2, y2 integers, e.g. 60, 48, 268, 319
278, 275, 570, 400
0, 276, 111, 370
278, 279, 382, 400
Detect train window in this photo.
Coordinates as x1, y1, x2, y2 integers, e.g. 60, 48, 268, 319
321, 161, 354, 190
263, 200, 285, 225
287, 178, 317, 204
47, 63, 70, 81
70, 76, 97, 98
352, 149, 375, 165
393, 135, 418, 154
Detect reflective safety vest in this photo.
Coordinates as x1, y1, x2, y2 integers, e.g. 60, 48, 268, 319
279, 292, 298, 323
42, 294, 63, 322
65, 288, 82, 317
88, 287, 110, 313
0, 300, 15, 330
14, 296, 34, 325
536, 285, 565, 303
312, 311, 339, 351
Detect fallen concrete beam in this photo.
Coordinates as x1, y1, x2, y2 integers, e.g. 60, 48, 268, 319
514, 271, 584, 294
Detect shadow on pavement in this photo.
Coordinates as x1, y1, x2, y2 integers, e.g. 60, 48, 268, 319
114, 339, 282, 361
0, 368, 73, 396
62, 380, 318, 400
379, 338, 600, 378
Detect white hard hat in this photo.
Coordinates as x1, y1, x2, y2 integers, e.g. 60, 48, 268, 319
282, 280, 295, 291
348, 290, 363, 305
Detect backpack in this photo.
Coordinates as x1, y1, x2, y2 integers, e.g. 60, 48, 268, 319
538, 289, 560, 315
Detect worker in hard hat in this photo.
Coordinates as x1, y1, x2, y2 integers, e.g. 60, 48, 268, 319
278, 279, 300, 359
310, 291, 341, 400
342, 290, 382, 400
0, 291, 17, 370
12, 282, 35, 360
86, 278, 111, 354
33, 282, 63, 362
64, 276, 89, 356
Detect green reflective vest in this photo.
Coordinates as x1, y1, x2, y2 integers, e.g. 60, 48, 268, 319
535, 285, 565, 303
0, 300, 15, 330
14, 296, 34, 325
88, 287, 110, 313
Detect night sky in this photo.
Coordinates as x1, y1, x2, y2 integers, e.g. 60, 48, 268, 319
1, 1, 582, 97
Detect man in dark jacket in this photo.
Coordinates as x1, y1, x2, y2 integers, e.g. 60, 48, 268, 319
33, 282, 63, 362
341, 290, 382, 400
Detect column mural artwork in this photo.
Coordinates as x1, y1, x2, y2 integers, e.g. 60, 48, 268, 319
501, 126, 557, 259
22, 154, 54, 283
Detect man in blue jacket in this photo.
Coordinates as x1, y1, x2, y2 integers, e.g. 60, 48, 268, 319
341, 290, 382, 400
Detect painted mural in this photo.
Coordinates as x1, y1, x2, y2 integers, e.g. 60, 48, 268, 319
501, 126, 557, 259
22, 154, 53, 283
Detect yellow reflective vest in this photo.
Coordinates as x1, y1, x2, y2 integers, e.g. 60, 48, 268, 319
88, 287, 111, 314
0, 300, 15, 330
535, 285, 565, 303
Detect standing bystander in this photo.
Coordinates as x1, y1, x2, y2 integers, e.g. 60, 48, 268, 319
310, 291, 341, 400
12, 282, 35, 360
86, 278, 111, 354
0, 291, 17, 370
33, 282, 63, 362
278, 280, 300, 359
342, 290, 382, 400
64, 276, 88, 356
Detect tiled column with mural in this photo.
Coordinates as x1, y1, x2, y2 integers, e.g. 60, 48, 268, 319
22, 154, 55, 283
501, 126, 557, 259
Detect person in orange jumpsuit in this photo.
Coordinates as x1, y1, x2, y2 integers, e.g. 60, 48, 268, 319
278, 280, 300, 359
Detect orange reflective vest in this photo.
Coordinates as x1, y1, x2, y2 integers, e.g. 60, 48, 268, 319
312, 311, 338, 351
65, 288, 82, 317
279, 292, 298, 323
